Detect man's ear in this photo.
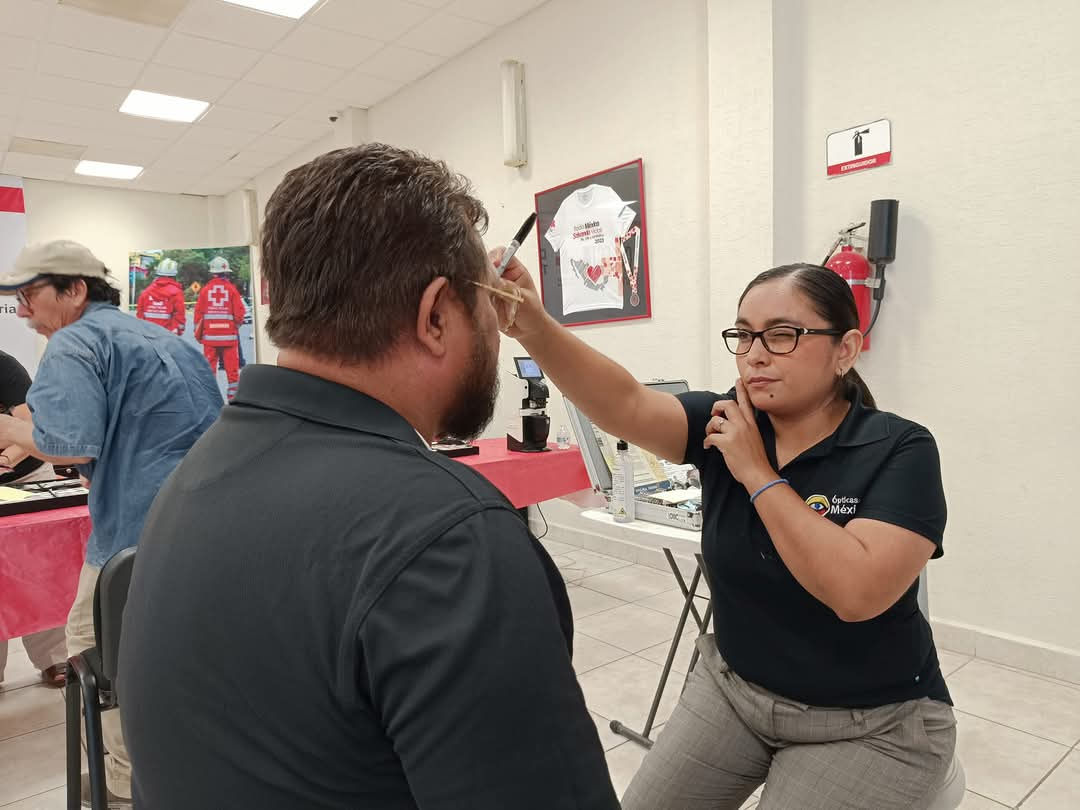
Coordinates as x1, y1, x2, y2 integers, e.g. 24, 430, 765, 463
65, 278, 89, 305
415, 276, 452, 358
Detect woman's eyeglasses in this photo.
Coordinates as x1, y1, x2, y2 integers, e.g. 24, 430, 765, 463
722, 325, 844, 356
470, 280, 524, 332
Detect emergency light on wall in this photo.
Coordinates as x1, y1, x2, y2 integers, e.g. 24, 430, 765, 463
501, 60, 528, 168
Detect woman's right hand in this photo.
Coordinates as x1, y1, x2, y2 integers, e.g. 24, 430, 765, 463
489, 247, 548, 340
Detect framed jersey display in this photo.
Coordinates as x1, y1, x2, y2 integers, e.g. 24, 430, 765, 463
128, 245, 255, 402
534, 159, 651, 327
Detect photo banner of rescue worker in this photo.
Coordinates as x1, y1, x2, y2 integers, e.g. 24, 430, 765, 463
128, 245, 255, 402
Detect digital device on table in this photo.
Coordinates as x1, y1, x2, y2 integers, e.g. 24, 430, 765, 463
0, 478, 90, 518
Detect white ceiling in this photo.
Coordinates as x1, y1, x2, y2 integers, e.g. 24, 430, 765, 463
0, 0, 545, 196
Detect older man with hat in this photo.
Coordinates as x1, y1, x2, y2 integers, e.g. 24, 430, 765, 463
0, 240, 222, 807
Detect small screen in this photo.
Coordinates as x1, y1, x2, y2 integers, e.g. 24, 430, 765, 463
515, 357, 543, 379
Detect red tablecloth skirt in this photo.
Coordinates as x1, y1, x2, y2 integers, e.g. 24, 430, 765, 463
0, 506, 90, 640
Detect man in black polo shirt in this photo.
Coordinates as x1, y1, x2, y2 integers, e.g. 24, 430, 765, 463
119, 144, 619, 810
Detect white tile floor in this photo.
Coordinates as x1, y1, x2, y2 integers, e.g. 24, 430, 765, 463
1, 545, 1078, 808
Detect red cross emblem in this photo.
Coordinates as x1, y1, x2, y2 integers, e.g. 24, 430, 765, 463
209, 286, 229, 307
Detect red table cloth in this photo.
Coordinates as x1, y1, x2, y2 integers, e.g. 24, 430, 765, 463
0, 442, 589, 640
455, 439, 591, 509
0, 506, 90, 640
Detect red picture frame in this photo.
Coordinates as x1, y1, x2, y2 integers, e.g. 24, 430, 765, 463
533, 158, 651, 328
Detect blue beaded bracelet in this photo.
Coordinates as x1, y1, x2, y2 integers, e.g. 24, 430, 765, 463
750, 478, 789, 504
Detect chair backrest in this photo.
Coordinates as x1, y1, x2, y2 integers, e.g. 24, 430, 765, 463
92, 546, 137, 689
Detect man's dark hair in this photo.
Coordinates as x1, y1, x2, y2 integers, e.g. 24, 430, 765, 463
261, 143, 490, 363
47, 273, 122, 307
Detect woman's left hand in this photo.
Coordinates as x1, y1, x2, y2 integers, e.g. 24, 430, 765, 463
704, 378, 777, 491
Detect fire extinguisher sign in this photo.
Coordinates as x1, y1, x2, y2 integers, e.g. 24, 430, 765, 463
826, 119, 892, 177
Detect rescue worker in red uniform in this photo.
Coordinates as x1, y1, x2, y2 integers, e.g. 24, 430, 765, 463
194, 256, 246, 401
135, 258, 186, 335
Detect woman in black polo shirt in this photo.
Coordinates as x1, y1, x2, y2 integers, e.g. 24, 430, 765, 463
500, 258, 956, 810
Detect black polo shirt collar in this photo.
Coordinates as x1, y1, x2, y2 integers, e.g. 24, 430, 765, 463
758, 387, 891, 469
233, 364, 427, 449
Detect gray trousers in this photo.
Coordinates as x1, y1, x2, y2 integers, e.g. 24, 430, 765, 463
622, 635, 956, 810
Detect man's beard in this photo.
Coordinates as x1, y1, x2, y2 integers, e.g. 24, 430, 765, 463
440, 327, 500, 441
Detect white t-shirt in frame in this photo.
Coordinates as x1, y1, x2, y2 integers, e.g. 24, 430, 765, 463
545, 185, 636, 317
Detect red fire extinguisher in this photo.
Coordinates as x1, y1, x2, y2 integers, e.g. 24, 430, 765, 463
823, 223, 874, 350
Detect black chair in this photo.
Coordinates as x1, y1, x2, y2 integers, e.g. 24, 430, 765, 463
66, 547, 137, 810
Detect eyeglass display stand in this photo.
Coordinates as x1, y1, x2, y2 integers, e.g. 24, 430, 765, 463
609, 549, 713, 749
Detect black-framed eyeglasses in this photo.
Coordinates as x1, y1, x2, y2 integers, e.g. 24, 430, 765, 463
722, 326, 844, 356
15, 280, 52, 309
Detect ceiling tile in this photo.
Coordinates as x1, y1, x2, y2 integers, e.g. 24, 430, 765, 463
308, 0, 433, 42
0, 32, 38, 70
219, 153, 278, 173
177, 124, 257, 149
79, 131, 175, 156
155, 143, 238, 170
218, 81, 309, 116
30, 74, 128, 111
273, 24, 383, 70
0, 68, 33, 96
444, 0, 544, 27
398, 12, 494, 57
267, 115, 330, 141
242, 132, 307, 160
135, 167, 206, 193
325, 71, 401, 108
47, 5, 167, 62
13, 119, 94, 147
186, 176, 249, 196
0, 0, 52, 38
153, 32, 263, 79
1, 152, 76, 181
21, 99, 114, 129
176, 0, 295, 50
135, 64, 233, 103
409, 0, 454, 7
38, 43, 144, 88
292, 94, 348, 122
243, 54, 343, 94
197, 104, 282, 133
357, 46, 442, 84
81, 143, 169, 166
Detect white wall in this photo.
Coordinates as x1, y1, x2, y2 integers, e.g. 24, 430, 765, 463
766, 0, 1080, 655
370, 0, 711, 438
22, 179, 211, 306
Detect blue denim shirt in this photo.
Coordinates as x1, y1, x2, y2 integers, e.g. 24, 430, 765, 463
28, 302, 223, 567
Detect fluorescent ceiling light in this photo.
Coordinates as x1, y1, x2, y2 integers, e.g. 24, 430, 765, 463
75, 160, 144, 180
222, 0, 321, 18
120, 90, 209, 123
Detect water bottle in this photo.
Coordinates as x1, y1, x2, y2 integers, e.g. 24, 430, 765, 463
556, 425, 571, 450
611, 440, 636, 523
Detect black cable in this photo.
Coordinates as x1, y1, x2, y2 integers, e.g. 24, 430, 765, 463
534, 503, 550, 540
862, 299, 882, 337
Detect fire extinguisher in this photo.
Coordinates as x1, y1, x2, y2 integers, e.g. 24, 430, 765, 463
823, 223, 875, 350
822, 201, 898, 349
